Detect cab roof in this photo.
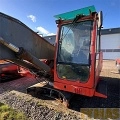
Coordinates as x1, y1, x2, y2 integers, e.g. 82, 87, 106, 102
54, 5, 96, 20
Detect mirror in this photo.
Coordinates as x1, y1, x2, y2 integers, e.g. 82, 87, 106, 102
98, 11, 103, 28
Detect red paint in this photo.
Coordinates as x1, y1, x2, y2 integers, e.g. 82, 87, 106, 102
53, 13, 105, 98
116, 58, 120, 64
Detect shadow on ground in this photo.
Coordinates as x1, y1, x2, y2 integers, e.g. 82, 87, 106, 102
69, 77, 120, 111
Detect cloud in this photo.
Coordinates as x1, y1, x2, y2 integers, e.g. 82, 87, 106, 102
36, 26, 49, 35
47, 33, 56, 36
36, 26, 55, 36
27, 15, 36, 22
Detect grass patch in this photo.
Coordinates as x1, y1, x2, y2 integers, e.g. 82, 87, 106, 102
0, 102, 27, 120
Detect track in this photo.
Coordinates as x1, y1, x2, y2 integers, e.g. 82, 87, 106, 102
0, 76, 38, 94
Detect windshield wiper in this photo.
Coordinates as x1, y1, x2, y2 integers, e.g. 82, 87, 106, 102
59, 14, 85, 41
72, 14, 85, 23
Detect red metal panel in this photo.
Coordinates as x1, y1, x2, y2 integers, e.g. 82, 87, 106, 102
54, 82, 95, 97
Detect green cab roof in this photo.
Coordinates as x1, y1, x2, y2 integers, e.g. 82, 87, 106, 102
54, 5, 96, 20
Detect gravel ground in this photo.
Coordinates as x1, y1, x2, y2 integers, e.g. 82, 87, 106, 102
0, 60, 120, 120
0, 91, 83, 120
0, 68, 83, 119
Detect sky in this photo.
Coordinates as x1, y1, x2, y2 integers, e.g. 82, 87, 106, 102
0, 0, 120, 36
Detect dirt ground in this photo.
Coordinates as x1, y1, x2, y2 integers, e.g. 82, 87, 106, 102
101, 60, 120, 78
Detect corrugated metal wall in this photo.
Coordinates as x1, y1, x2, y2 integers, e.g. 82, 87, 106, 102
101, 33, 120, 59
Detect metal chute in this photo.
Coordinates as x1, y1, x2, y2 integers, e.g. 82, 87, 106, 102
0, 12, 55, 72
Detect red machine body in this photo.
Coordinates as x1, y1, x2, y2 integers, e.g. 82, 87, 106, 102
53, 10, 106, 98
0, 61, 34, 80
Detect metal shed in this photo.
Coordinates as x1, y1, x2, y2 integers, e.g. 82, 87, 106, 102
101, 28, 120, 59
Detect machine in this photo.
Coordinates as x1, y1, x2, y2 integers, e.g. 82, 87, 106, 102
0, 6, 107, 107
0, 61, 34, 82
0, 61, 20, 82
116, 58, 120, 74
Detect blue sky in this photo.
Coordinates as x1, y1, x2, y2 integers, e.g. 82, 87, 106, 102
0, 0, 120, 36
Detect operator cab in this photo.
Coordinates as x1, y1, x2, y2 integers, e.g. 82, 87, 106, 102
54, 6, 104, 98
57, 21, 92, 82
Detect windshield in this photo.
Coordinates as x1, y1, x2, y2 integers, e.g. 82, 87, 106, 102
57, 21, 93, 82
58, 21, 92, 64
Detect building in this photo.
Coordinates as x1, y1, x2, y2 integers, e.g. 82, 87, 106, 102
100, 28, 120, 59
44, 28, 120, 60
44, 35, 56, 46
